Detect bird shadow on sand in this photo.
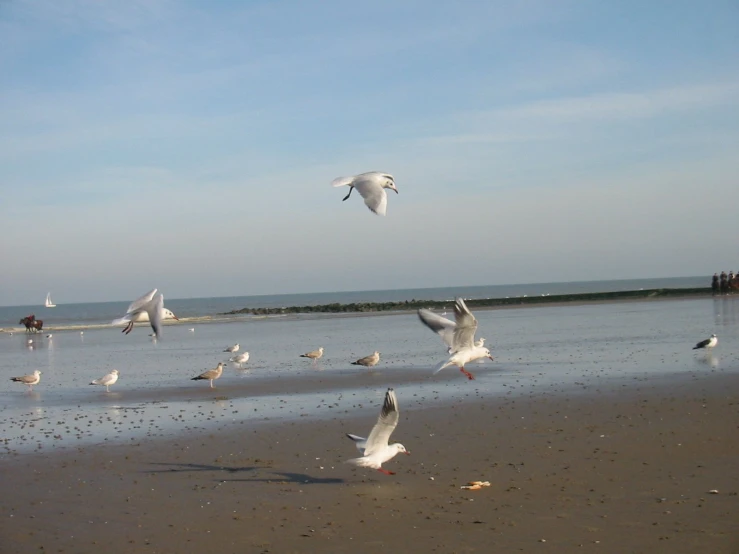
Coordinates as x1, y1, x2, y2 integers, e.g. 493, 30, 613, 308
222, 471, 344, 485
145, 462, 262, 475
145, 463, 344, 485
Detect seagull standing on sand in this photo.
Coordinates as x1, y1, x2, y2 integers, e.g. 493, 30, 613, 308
11, 370, 41, 391
332, 172, 398, 216
351, 351, 380, 368
112, 289, 171, 337
300, 347, 324, 365
693, 334, 718, 350
191, 362, 225, 388
224, 343, 239, 353
346, 388, 410, 475
229, 352, 250, 368
418, 298, 494, 380
90, 369, 119, 392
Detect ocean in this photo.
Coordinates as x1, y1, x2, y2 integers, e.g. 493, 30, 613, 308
2, 276, 734, 458
0, 276, 709, 329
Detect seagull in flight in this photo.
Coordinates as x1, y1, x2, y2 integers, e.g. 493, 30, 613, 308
418, 298, 493, 380
112, 289, 169, 337
331, 172, 398, 216
346, 388, 410, 475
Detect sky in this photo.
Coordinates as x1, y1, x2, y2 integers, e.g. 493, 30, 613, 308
2, 0, 738, 305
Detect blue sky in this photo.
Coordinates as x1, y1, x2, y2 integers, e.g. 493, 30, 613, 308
2, 0, 738, 305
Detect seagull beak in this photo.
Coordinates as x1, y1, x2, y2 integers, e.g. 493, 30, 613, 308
488, 355, 494, 361
173, 315, 180, 320
405, 450, 411, 455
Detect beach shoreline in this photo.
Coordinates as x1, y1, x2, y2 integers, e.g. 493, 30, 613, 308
2, 370, 737, 553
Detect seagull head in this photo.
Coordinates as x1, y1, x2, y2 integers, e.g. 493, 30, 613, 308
484, 348, 494, 361
394, 443, 410, 455
383, 176, 398, 194
164, 309, 179, 321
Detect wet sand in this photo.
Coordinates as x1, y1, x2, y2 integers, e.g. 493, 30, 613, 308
1, 372, 737, 554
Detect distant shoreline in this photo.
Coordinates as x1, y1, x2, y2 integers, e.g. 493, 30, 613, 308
222, 287, 715, 315
0, 287, 719, 333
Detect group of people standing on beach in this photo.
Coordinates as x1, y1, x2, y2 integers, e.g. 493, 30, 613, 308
711, 271, 738, 295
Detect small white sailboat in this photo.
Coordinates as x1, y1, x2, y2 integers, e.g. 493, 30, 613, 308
45, 292, 56, 308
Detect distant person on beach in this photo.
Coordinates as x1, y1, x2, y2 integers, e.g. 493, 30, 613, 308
729, 271, 736, 294
720, 271, 728, 294
712, 273, 720, 296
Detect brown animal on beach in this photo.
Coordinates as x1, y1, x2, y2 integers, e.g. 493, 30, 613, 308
19, 316, 43, 333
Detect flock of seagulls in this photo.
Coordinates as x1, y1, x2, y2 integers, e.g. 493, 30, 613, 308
8, 171, 724, 474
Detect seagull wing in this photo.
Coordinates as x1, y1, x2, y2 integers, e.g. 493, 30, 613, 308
353, 177, 388, 216
451, 298, 478, 351
145, 293, 164, 337
418, 309, 457, 349
363, 389, 399, 456
126, 289, 158, 314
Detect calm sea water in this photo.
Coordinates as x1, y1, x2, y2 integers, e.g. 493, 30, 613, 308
0, 276, 708, 329
1, 286, 736, 457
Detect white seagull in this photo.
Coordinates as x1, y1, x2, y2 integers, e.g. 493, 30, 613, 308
11, 370, 41, 391
112, 289, 171, 337
418, 298, 494, 380
90, 369, 119, 392
693, 334, 718, 350
224, 343, 239, 353
331, 171, 398, 216
346, 388, 410, 475
191, 362, 225, 388
229, 352, 250, 368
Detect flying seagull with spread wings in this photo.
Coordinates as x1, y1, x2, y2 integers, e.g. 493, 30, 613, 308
418, 298, 493, 380
346, 388, 410, 475
332, 172, 398, 216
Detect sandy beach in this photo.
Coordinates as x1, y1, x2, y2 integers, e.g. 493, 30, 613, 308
1, 370, 737, 554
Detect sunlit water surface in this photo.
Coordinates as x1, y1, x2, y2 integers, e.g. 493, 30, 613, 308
1, 296, 737, 457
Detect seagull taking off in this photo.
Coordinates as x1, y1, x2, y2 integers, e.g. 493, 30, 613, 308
300, 347, 324, 365
351, 351, 380, 368
224, 343, 239, 353
191, 362, 225, 388
346, 388, 410, 475
693, 334, 718, 350
332, 172, 398, 216
112, 289, 172, 337
90, 369, 119, 392
11, 370, 41, 391
418, 298, 493, 380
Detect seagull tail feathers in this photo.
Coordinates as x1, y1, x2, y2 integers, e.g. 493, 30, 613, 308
331, 176, 354, 187
433, 359, 454, 375
111, 316, 131, 326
